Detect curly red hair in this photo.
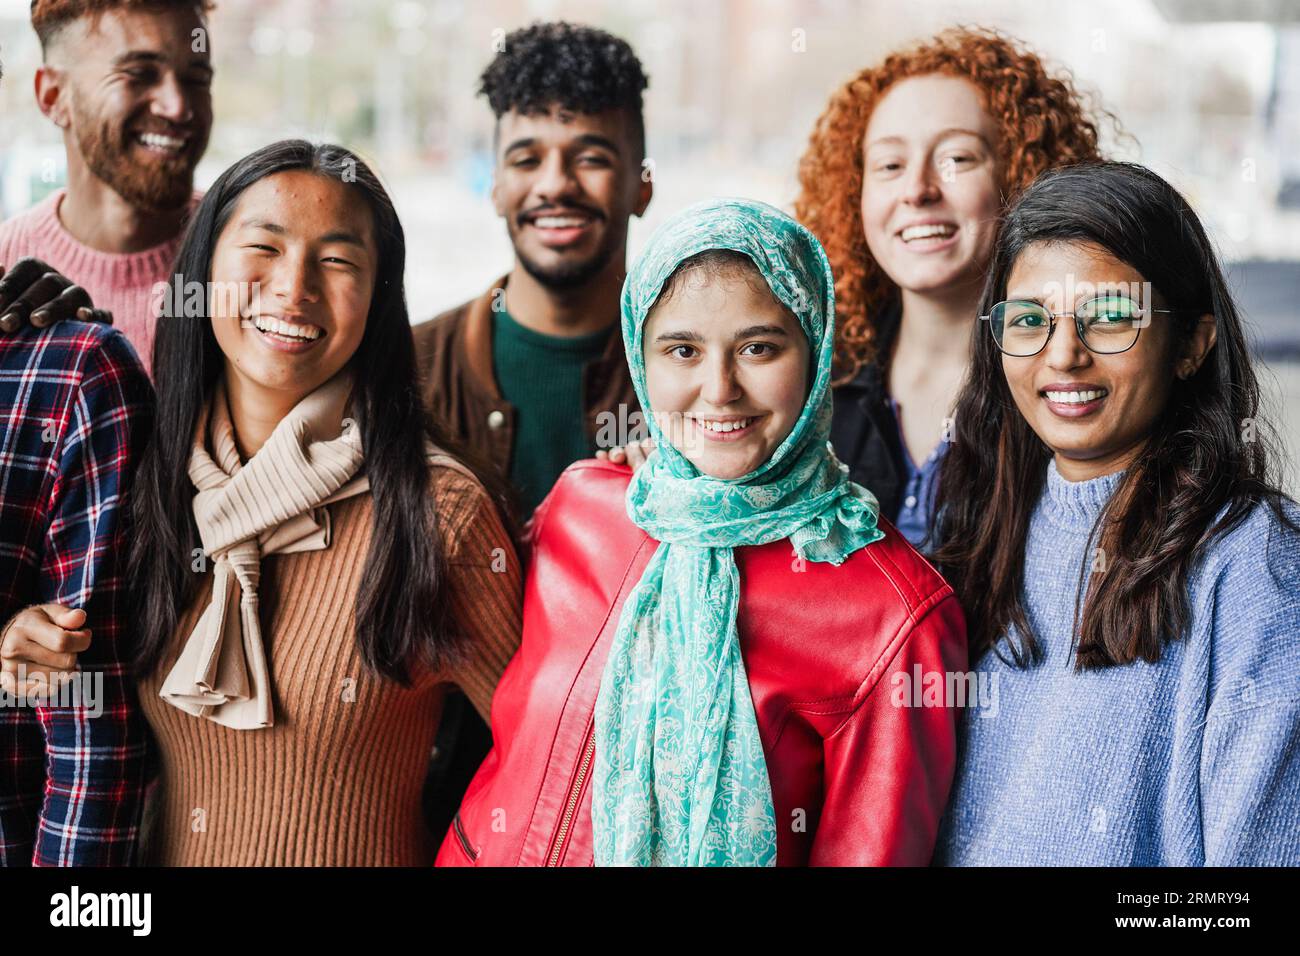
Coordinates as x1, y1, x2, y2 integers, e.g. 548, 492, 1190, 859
795, 27, 1115, 380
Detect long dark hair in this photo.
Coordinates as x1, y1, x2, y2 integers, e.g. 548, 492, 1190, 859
129, 139, 509, 683
932, 161, 1295, 669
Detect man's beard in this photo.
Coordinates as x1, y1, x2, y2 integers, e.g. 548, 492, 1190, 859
73, 107, 201, 214
510, 219, 619, 290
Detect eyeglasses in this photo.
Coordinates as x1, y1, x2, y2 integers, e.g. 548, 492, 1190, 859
980, 295, 1173, 357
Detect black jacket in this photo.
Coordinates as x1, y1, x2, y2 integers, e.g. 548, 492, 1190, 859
830, 302, 908, 522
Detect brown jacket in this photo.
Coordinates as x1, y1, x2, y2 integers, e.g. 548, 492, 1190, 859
411, 276, 639, 483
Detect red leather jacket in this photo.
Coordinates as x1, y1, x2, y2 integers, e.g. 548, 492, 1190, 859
437, 460, 967, 866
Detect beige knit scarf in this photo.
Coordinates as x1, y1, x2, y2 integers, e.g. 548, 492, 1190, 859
159, 371, 468, 729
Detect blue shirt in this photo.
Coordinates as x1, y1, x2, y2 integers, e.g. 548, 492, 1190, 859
887, 395, 945, 550
934, 459, 1300, 865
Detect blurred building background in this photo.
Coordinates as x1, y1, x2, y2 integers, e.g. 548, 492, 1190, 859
1, 0, 1297, 485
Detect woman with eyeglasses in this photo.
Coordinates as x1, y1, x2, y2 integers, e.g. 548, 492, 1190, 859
930, 162, 1300, 865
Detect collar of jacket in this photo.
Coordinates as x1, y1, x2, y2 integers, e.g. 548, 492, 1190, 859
829, 297, 907, 520
458, 274, 639, 437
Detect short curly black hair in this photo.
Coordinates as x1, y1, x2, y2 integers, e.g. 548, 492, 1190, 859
479, 21, 648, 158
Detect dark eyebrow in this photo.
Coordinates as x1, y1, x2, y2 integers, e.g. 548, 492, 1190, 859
572, 134, 620, 156
734, 324, 788, 340
654, 329, 705, 344
653, 325, 789, 345
502, 133, 621, 157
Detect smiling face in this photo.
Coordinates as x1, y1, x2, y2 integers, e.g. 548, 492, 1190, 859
209, 170, 377, 407
43, 6, 213, 212
492, 104, 652, 288
643, 260, 810, 480
861, 74, 1002, 298
1000, 240, 1213, 481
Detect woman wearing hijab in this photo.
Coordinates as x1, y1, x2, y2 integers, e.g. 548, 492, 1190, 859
438, 198, 967, 867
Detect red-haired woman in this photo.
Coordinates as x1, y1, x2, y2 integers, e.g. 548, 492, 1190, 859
795, 28, 1116, 550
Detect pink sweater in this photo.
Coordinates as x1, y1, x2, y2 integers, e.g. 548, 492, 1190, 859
0, 189, 199, 376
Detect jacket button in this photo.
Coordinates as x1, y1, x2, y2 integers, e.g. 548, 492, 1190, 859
487, 410, 506, 430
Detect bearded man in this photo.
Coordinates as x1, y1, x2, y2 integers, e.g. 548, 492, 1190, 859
0, 0, 213, 374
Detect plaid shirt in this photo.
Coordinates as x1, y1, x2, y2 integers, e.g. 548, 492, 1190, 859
0, 323, 152, 866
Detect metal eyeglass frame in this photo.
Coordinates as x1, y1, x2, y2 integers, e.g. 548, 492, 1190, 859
978, 297, 1176, 357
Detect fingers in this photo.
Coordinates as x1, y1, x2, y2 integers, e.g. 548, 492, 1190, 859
1, 605, 90, 673
599, 439, 655, 467
33, 284, 94, 328
2, 620, 88, 669
0, 267, 73, 332
47, 604, 87, 629
2, 628, 82, 670
0, 257, 50, 313
75, 307, 113, 325
18, 273, 74, 329
625, 438, 655, 471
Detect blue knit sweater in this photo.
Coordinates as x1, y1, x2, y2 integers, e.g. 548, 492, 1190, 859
934, 459, 1300, 865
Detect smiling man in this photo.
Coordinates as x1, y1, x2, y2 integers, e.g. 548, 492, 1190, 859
412, 21, 651, 847
0, 0, 213, 373
413, 21, 652, 516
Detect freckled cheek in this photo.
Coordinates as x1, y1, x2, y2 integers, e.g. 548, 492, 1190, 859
952, 177, 1001, 232
861, 193, 894, 249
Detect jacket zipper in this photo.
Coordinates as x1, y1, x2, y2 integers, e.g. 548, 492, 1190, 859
546, 724, 596, 866
452, 811, 479, 862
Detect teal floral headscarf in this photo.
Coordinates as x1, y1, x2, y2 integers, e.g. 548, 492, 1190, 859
591, 198, 885, 866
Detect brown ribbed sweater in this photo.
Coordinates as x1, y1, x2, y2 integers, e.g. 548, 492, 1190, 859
137, 466, 521, 866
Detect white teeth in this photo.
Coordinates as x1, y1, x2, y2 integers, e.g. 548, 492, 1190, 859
137, 132, 185, 151
695, 417, 754, 433
533, 216, 587, 228
901, 223, 956, 242
249, 316, 322, 341
1045, 389, 1106, 404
